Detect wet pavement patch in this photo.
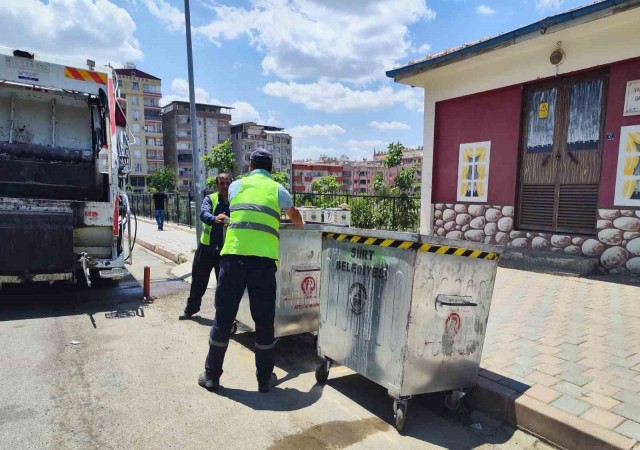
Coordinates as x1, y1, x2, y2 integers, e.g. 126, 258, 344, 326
268, 417, 389, 449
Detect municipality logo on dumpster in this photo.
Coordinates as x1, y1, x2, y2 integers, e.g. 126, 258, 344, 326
348, 282, 367, 315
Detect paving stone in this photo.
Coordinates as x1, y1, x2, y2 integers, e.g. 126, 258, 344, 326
559, 370, 592, 387
581, 407, 626, 430
611, 377, 640, 393
511, 338, 537, 349
524, 383, 562, 404
536, 364, 563, 376
605, 365, 639, 380
535, 344, 561, 355
534, 354, 565, 366
553, 381, 585, 397
607, 347, 635, 359
557, 360, 589, 374
527, 371, 561, 387
580, 391, 621, 411
512, 355, 540, 367
615, 420, 640, 441
582, 380, 621, 397
613, 390, 640, 407
504, 364, 535, 378
555, 349, 587, 362
551, 395, 591, 416
612, 402, 640, 423
578, 357, 610, 370
609, 355, 639, 369
556, 342, 582, 353
513, 347, 542, 358
584, 369, 617, 383
561, 335, 587, 345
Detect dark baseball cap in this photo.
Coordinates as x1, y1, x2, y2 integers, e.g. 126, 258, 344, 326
250, 148, 273, 163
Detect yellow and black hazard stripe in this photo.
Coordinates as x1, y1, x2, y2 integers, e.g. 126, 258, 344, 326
322, 232, 499, 261
64, 66, 108, 85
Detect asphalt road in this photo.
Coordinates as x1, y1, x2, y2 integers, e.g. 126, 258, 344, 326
0, 247, 552, 450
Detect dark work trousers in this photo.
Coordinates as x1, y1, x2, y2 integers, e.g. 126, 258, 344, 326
205, 255, 277, 385
185, 245, 221, 313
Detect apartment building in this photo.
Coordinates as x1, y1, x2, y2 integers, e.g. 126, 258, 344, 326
292, 147, 424, 194
231, 123, 292, 178
161, 101, 232, 192
373, 147, 423, 187
291, 162, 344, 193
115, 64, 163, 191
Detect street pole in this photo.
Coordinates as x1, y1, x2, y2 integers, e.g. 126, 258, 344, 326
184, 0, 203, 243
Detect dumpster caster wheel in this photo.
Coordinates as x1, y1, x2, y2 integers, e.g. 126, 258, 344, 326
230, 321, 238, 335
315, 358, 331, 384
444, 391, 463, 411
393, 401, 408, 431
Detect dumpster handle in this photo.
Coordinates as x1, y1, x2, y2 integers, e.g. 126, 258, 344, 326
436, 295, 477, 307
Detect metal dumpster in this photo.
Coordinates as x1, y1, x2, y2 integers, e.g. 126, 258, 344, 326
315, 226, 501, 430
233, 224, 323, 338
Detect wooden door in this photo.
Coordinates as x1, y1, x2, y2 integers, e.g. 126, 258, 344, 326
518, 74, 607, 234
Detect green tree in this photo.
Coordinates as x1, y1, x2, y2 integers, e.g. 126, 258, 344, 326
271, 171, 289, 190
146, 166, 177, 192
373, 172, 384, 194
203, 139, 236, 176
383, 142, 405, 169
311, 175, 339, 194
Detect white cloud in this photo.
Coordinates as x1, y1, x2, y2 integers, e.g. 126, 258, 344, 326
263, 80, 424, 113
141, 0, 184, 32
347, 139, 389, 160
475, 5, 496, 15
192, 0, 436, 82
417, 43, 432, 54
370, 121, 411, 131
536, 0, 563, 11
0, 0, 142, 64
161, 78, 263, 124
287, 124, 347, 140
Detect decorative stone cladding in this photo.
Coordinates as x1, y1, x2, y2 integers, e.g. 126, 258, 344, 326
433, 204, 640, 275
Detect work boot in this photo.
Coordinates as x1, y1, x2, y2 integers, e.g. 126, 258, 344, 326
198, 371, 220, 390
258, 373, 278, 393
178, 307, 200, 320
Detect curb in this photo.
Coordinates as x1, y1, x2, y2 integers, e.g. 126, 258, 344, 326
135, 237, 189, 264
471, 373, 638, 450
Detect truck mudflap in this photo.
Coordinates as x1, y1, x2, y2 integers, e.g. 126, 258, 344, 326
0, 211, 74, 277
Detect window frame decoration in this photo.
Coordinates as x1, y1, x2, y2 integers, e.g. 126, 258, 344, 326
457, 141, 491, 203
614, 125, 640, 206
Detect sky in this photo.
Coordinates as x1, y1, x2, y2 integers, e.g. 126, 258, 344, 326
0, 0, 592, 161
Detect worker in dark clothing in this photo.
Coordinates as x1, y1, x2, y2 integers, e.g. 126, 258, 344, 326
179, 173, 232, 320
198, 148, 304, 393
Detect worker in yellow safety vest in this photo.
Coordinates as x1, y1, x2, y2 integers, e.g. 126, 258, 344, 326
179, 173, 231, 320
198, 148, 304, 393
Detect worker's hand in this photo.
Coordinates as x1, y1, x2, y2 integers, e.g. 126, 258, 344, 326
214, 213, 229, 224
286, 206, 305, 227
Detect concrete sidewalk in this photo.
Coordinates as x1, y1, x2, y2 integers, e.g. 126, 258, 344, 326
134, 221, 640, 449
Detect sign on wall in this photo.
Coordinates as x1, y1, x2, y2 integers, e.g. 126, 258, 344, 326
614, 125, 640, 206
457, 141, 491, 203
624, 80, 640, 116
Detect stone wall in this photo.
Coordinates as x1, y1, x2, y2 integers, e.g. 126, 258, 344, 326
433, 204, 640, 275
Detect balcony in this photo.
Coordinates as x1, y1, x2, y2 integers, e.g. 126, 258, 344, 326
146, 151, 163, 160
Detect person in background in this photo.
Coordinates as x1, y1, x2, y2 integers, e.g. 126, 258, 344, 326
179, 173, 232, 320
153, 190, 168, 230
198, 148, 304, 393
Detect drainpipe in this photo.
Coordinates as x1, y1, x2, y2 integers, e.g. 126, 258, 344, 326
420, 92, 437, 235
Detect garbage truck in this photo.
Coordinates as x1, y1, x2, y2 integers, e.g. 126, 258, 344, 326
0, 48, 135, 287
